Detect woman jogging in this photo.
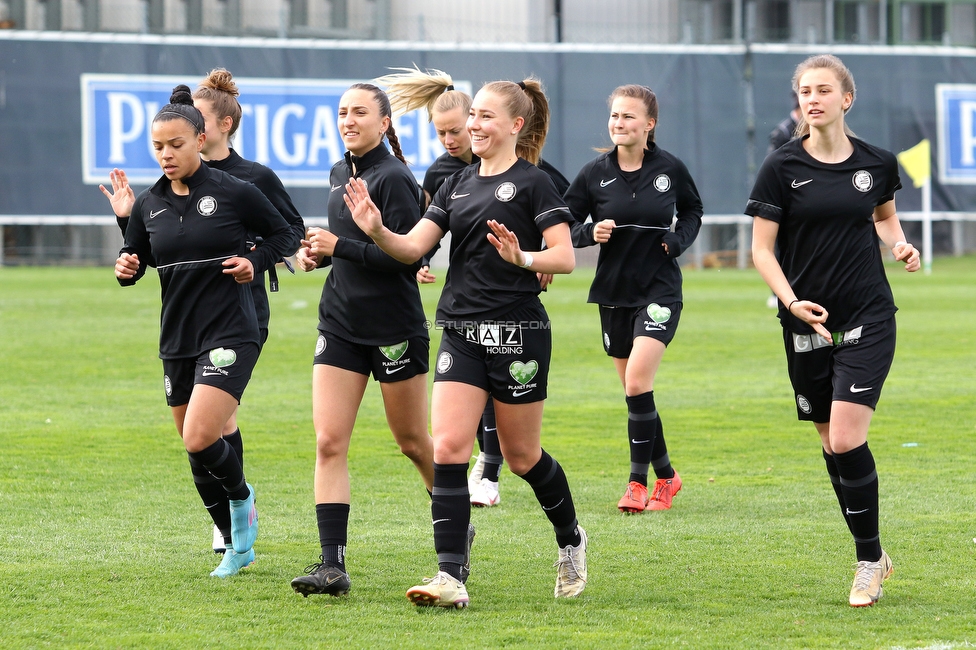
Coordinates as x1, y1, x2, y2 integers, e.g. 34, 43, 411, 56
102, 68, 305, 557
747, 54, 920, 607
288, 83, 436, 599
564, 84, 702, 514
345, 77, 587, 608
114, 86, 298, 578
378, 66, 572, 509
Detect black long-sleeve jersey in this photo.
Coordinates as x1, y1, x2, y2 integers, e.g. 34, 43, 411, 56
119, 163, 298, 359
423, 158, 573, 323
206, 149, 304, 330
746, 136, 902, 333
564, 145, 703, 307
318, 144, 427, 345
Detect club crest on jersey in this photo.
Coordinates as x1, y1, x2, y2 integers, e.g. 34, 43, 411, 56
494, 182, 517, 202
436, 351, 454, 374
852, 170, 873, 192
197, 196, 218, 216
315, 335, 327, 357
653, 174, 671, 192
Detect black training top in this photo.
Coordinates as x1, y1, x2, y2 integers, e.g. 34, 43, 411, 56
745, 135, 902, 333
423, 158, 573, 324
565, 145, 703, 306
206, 149, 304, 330
318, 144, 427, 345
119, 163, 298, 359
423, 152, 476, 200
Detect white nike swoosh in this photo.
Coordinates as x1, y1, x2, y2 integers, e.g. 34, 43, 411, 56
845, 508, 869, 515
149, 209, 166, 219
484, 427, 497, 432
850, 384, 873, 393
432, 518, 450, 525
600, 178, 617, 187
385, 365, 407, 374
631, 439, 651, 444
512, 389, 532, 397
791, 179, 813, 188
542, 498, 565, 511
331, 185, 342, 192
202, 371, 224, 377
450, 192, 470, 199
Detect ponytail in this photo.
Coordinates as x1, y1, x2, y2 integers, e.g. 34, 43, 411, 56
348, 82, 408, 167
481, 77, 549, 165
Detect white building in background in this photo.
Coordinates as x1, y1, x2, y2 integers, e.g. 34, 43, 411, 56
3, 0, 976, 46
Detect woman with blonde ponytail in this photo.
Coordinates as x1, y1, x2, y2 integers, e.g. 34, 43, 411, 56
748, 54, 920, 607
344, 77, 587, 608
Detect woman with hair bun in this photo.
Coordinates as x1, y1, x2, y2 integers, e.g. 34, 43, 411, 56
345, 77, 587, 608
747, 54, 920, 607
113, 86, 299, 578
102, 68, 305, 557
564, 84, 702, 515
288, 83, 436, 600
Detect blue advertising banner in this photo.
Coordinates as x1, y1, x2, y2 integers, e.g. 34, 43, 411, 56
81, 74, 469, 186
936, 84, 976, 185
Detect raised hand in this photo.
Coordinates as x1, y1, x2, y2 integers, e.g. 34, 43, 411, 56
343, 177, 384, 238
486, 219, 526, 266
99, 168, 136, 218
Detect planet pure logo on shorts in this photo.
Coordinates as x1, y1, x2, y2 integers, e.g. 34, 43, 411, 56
852, 170, 873, 192
315, 335, 327, 357
164, 374, 172, 397
436, 351, 454, 374
646, 303, 672, 324
797, 394, 813, 414
653, 174, 671, 192
380, 341, 411, 375
197, 196, 218, 216
494, 182, 517, 202
380, 341, 408, 362
209, 348, 237, 368
508, 360, 539, 398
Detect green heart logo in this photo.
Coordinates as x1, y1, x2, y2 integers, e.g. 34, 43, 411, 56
380, 341, 408, 361
209, 348, 237, 368
646, 303, 672, 324
509, 360, 539, 385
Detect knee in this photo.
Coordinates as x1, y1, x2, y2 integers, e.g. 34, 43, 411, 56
396, 432, 432, 462
314, 430, 347, 461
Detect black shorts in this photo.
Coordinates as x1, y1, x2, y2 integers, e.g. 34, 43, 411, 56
313, 329, 429, 382
784, 317, 896, 422
599, 302, 682, 358
434, 303, 551, 404
162, 343, 260, 407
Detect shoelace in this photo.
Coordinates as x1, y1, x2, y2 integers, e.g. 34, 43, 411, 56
650, 480, 670, 501
555, 547, 581, 580
852, 561, 882, 591
422, 572, 456, 587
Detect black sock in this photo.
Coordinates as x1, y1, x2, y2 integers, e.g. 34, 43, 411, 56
519, 450, 580, 548
187, 438, 249, 501
475, 401, 489, 454
223, 428, 244, 470
187, 453, 232, 545
625, 392, 656, 485
432, 463, 470, 581
315, 503, 350, 572
822, 448, 853, 534
833, 443, 882, 562
481, 401, 503, 482
650, 410, 674, 480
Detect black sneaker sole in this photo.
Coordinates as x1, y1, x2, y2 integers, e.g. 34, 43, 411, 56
291, 577, 351, 598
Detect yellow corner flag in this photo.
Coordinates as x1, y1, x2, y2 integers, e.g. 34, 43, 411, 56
897, 139, 931, 189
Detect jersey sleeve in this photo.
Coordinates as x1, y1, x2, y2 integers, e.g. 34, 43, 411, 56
252, 166, 305, 255
117, 193, 154, 286
745, 154, 787, 223
236, 183, 301, 274
331, 169, 424, 273
564, 164, 597, 248
421, 173, 456, 233
878, 149, 903, 205
661, 158, 703, 258
531, 167, 573, 233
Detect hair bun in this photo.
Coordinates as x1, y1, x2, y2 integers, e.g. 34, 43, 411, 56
170, 85, 194, 106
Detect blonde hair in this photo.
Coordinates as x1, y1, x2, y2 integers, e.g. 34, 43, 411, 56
480, 78, 549, 165
193, 68, 243, 138
792, 54, 857, 139
375, 65, 472, 120
597, 84, 659, 153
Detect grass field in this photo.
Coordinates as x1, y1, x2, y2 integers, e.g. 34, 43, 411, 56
1, 256, 975, 649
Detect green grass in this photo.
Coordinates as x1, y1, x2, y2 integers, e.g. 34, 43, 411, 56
1, 256, 975, 649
